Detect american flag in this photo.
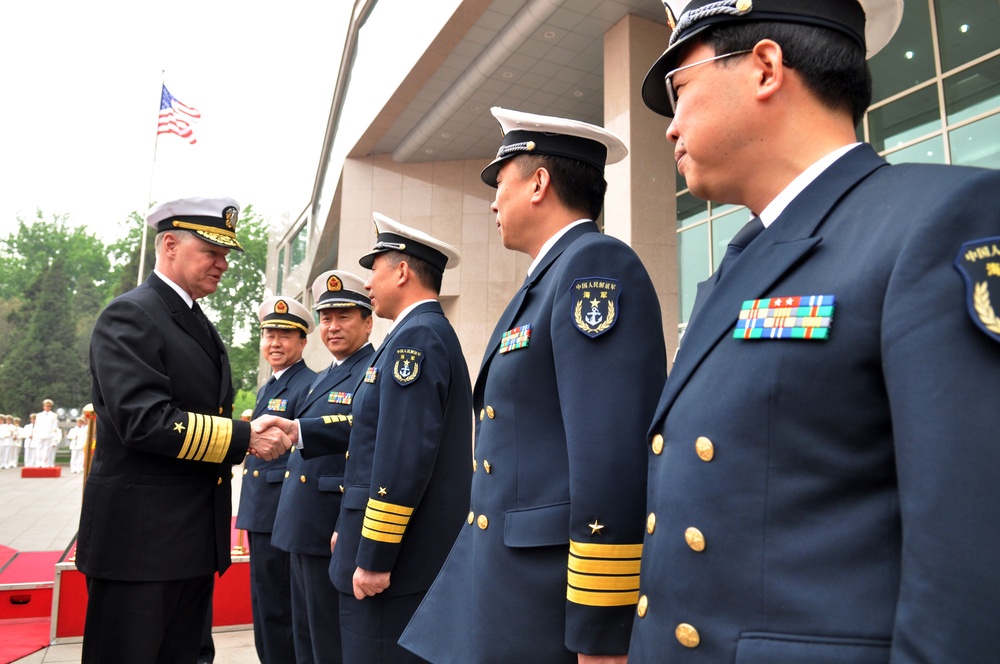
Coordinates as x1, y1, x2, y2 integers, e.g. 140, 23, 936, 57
157, 85, 200, 145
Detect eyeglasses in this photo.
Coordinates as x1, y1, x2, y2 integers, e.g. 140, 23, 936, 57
664, 49, 753, 113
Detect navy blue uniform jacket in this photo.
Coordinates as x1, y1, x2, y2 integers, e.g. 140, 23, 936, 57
329, 301, 472, 597
78, 273, 251, 580
629, 145, 1000, 663
236, 359, 314, 534
401, 222, 667, 661
271, 344, 374, 556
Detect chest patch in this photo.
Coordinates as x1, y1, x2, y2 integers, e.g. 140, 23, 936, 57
364, 367, 378, 384
500, 324, 532, 353
267, 398, 288, 412
955, 236, 1000, 344
734, 295, 835, 340
571, 278, 620, 338
328, 391, 353, 404
393, 348, 422, 386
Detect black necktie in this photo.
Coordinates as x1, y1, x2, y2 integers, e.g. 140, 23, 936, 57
192, 302, 214, 338
713, 215, 765, 283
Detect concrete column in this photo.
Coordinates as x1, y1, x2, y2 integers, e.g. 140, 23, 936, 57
603, 14, 679, 363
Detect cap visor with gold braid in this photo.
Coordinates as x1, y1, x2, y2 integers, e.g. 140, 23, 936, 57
146, 196, 245, 251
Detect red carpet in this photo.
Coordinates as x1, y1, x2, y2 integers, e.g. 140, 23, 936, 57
0, 551, 61, 581
0, 618, 49, 663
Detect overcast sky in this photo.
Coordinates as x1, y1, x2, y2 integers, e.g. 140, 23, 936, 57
0, 1, 349, 243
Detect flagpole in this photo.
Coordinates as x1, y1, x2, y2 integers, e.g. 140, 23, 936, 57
138, 71, 165, 286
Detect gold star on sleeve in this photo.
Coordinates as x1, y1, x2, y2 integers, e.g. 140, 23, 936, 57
378, 486, 388, 497
173, 422, 185, 433
588, 519, 605, 535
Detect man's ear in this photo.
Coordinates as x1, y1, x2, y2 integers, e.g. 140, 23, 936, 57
752, 39, 785, 103
531, 167, 551, 204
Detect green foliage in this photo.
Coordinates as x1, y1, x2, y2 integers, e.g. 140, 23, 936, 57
0, 205, 270, 421
233, 389, 257, 420
0, 258, 91, 419
202, 205, 269, 394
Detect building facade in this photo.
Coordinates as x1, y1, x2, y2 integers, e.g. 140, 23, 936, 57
269, 0, 1000, 371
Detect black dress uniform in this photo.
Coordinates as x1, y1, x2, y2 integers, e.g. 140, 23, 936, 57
237, 352, 314, 664
79, 196, 253, 662
272, 343, 374, 664
628, 2, 1000, 661
401, 109, 667, 662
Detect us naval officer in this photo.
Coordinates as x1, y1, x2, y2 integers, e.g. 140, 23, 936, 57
401, 108, 667, 663
78, 196, 292, 663
237, 296, 316, 664
264, 271, 375, 664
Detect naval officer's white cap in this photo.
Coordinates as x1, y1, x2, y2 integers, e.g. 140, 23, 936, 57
312, 271, 372, 311
359, 213, 461, 272
480, 107, 628, 187
257, 296, 314, 335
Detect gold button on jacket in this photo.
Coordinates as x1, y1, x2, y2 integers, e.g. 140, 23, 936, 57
646, 512, 656, 534
695, 436, 714, 461
637, 594, 648, 618
684, 527, 706, 552
477, 514, 489, 530
675, 623, 700, 648
651, 434, 664, 455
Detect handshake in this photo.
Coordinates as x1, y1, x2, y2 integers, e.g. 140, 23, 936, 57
247, 415, 300, 461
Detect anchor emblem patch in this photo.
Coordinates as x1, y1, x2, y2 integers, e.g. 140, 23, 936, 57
570, 278, 620, 339
393, 348, 423, 386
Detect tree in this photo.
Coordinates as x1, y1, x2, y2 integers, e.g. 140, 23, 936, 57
106, 211, 158, 299
202, 205, 269, 394
0, 210, 112, 303
0, 257, 91, 420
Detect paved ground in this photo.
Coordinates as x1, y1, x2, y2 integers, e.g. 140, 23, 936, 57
0, 460, 257, 663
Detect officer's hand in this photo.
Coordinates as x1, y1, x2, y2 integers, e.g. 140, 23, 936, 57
353, 567, 390, 600
251, 415, 299, 446
579, 655, 627, 664
330, 530, 338, 555
248, 426, 291, 461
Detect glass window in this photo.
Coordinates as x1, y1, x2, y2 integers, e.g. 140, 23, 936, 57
678, 223, 709, 324
868, 85, 940, 152
935, 0, 1000, 73
276, 246, 285, 294
950, 113, 1000, 168
884, 134, 946, 165
290, 225, 307, 269
711, 210, 748, 272
677, 191, 708, 229
944, 55, 1000, 124
869, 0, 935, 103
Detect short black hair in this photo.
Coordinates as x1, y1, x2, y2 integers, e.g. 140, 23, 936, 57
703, 21, 872, 125
382, 251, 443, 295
515, 154, 607, 221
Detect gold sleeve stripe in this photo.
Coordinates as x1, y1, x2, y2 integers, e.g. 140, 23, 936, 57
568, 556, 642, 576
361, 526, 404, 544
321, 414, 353, 425
204, 416, 232, 463
364, 507, 410, 526
177, 413, 233, 463
567, 587, 639, 607
190, 414, 208, 460
569, 541, 643, 559
178, 412, 197, 460
363, 516, 407, 535
367, 498, 414, 516
567, 571, 640, 592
